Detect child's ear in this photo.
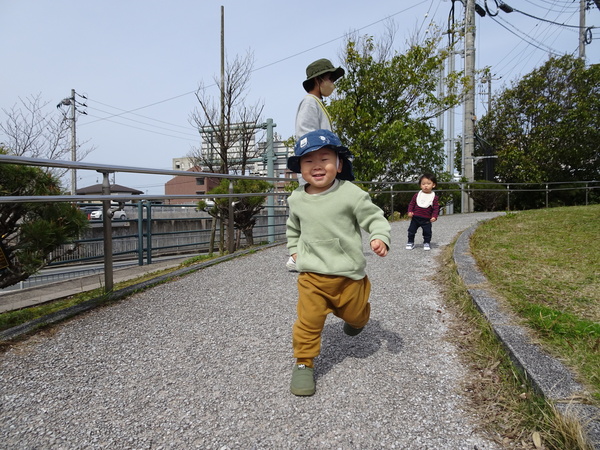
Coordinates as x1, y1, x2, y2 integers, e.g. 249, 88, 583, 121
337, 159, 343, 173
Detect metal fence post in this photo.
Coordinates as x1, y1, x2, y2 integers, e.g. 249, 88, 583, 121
228, 181, 235, 254
146, 201, 152, 265
586, 183, 589, 205
137, 200, 144, 266
266, 118, 275, 243
100, 171, 113, 292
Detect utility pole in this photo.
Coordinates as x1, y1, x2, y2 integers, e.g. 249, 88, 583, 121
479, 72, 499, 181
579, 0, 586, 59
58, 88, 87, 195
447, 50, 456, 180
70, 88, 76, 195
462, 0, 476, 213
437, 59, 445, 138
59, 89, 77, 195
439, 47, 458, 215
220, 5, 234, 254
479, 70, 501, 115
481, 73, 492, 113
220, 5, 225, 145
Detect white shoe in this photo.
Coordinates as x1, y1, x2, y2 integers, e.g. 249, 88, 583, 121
286, 256, 297, 272
423, 243, 431, 251
405, 242, 414, 250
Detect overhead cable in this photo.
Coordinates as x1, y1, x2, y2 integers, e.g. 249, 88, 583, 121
84, 2, 429, 127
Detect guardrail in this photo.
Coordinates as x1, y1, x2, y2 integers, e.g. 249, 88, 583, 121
1, 153, 598, 293
0, 154, 290, 292
47, 202, 289, 267
363, 180, 599, 214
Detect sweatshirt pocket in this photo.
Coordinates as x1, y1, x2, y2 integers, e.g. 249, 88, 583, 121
299, 238, 358, 274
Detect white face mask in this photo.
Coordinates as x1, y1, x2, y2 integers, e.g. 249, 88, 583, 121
319, 79, 335, 97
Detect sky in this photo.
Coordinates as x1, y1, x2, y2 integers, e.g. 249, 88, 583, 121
2, 0, 599, 195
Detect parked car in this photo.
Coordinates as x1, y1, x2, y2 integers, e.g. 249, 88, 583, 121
79, 205, 102, 220
89, 209, 128, 220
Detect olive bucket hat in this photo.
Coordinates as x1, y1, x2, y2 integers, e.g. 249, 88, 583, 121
302, 58, 345, 92
287, 129, 355, 181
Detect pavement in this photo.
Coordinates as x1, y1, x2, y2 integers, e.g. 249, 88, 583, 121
0, 256, 196, 314
0, 212, 598, 449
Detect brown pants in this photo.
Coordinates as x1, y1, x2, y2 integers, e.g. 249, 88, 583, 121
293, 272, 371, 367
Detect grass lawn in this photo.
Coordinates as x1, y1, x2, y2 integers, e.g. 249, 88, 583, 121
470, 204, 600, 403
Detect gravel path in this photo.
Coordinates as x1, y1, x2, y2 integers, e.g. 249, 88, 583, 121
1, 212, 504, 449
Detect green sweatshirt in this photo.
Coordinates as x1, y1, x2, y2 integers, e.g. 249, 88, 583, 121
286, 180, 391, 280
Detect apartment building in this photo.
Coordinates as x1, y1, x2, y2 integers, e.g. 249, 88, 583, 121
165, 128, 296, 204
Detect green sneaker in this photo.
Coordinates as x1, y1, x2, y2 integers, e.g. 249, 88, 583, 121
290, 364, 315, 396
343, 322, 364, 336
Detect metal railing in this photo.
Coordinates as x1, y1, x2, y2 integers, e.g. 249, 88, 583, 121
2, 153, 598, 292
46, 202, 289, 267
362, 180, 599, 213
0, 154, 291, 292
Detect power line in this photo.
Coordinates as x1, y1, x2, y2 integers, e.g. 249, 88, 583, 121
250, 2, 429, 73
415, 0, 441, 40
522, 0, 579, 13
85, 113, 199, 142
86, 105, 198, 138
481, 0, 591, 81
511, 4, 596, 29
80, 2, 431, 131
482, 0, 580, 71
492, 15, 562, 54
90, 98, 194, 131
69, 0, 594, 144
83, 90, 198, 126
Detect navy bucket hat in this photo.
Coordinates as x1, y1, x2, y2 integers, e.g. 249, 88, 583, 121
287, 129, 355, 181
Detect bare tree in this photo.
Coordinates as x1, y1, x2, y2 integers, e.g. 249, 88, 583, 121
189, 51, 268, 254
0, 93, 93, 179
188, 51, 264, 174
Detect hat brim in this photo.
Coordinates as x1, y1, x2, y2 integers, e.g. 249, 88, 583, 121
287, 148, 355, 182
302, 67, 345, 92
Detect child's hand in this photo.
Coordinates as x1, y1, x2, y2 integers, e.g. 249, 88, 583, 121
430, 217, 437, 222
370, 239, 388, 257
407, 212, 414, 218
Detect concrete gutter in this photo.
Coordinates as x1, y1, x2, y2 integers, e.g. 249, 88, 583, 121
454, 224, 600, 448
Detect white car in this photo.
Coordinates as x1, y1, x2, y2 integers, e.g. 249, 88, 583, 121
89, 209, 127, 221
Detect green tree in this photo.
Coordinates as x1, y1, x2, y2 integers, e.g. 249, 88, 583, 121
0, 148, 88, 288
329, 30, 466, 184
476, 55, 600, 184
199, 178, 271, 251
